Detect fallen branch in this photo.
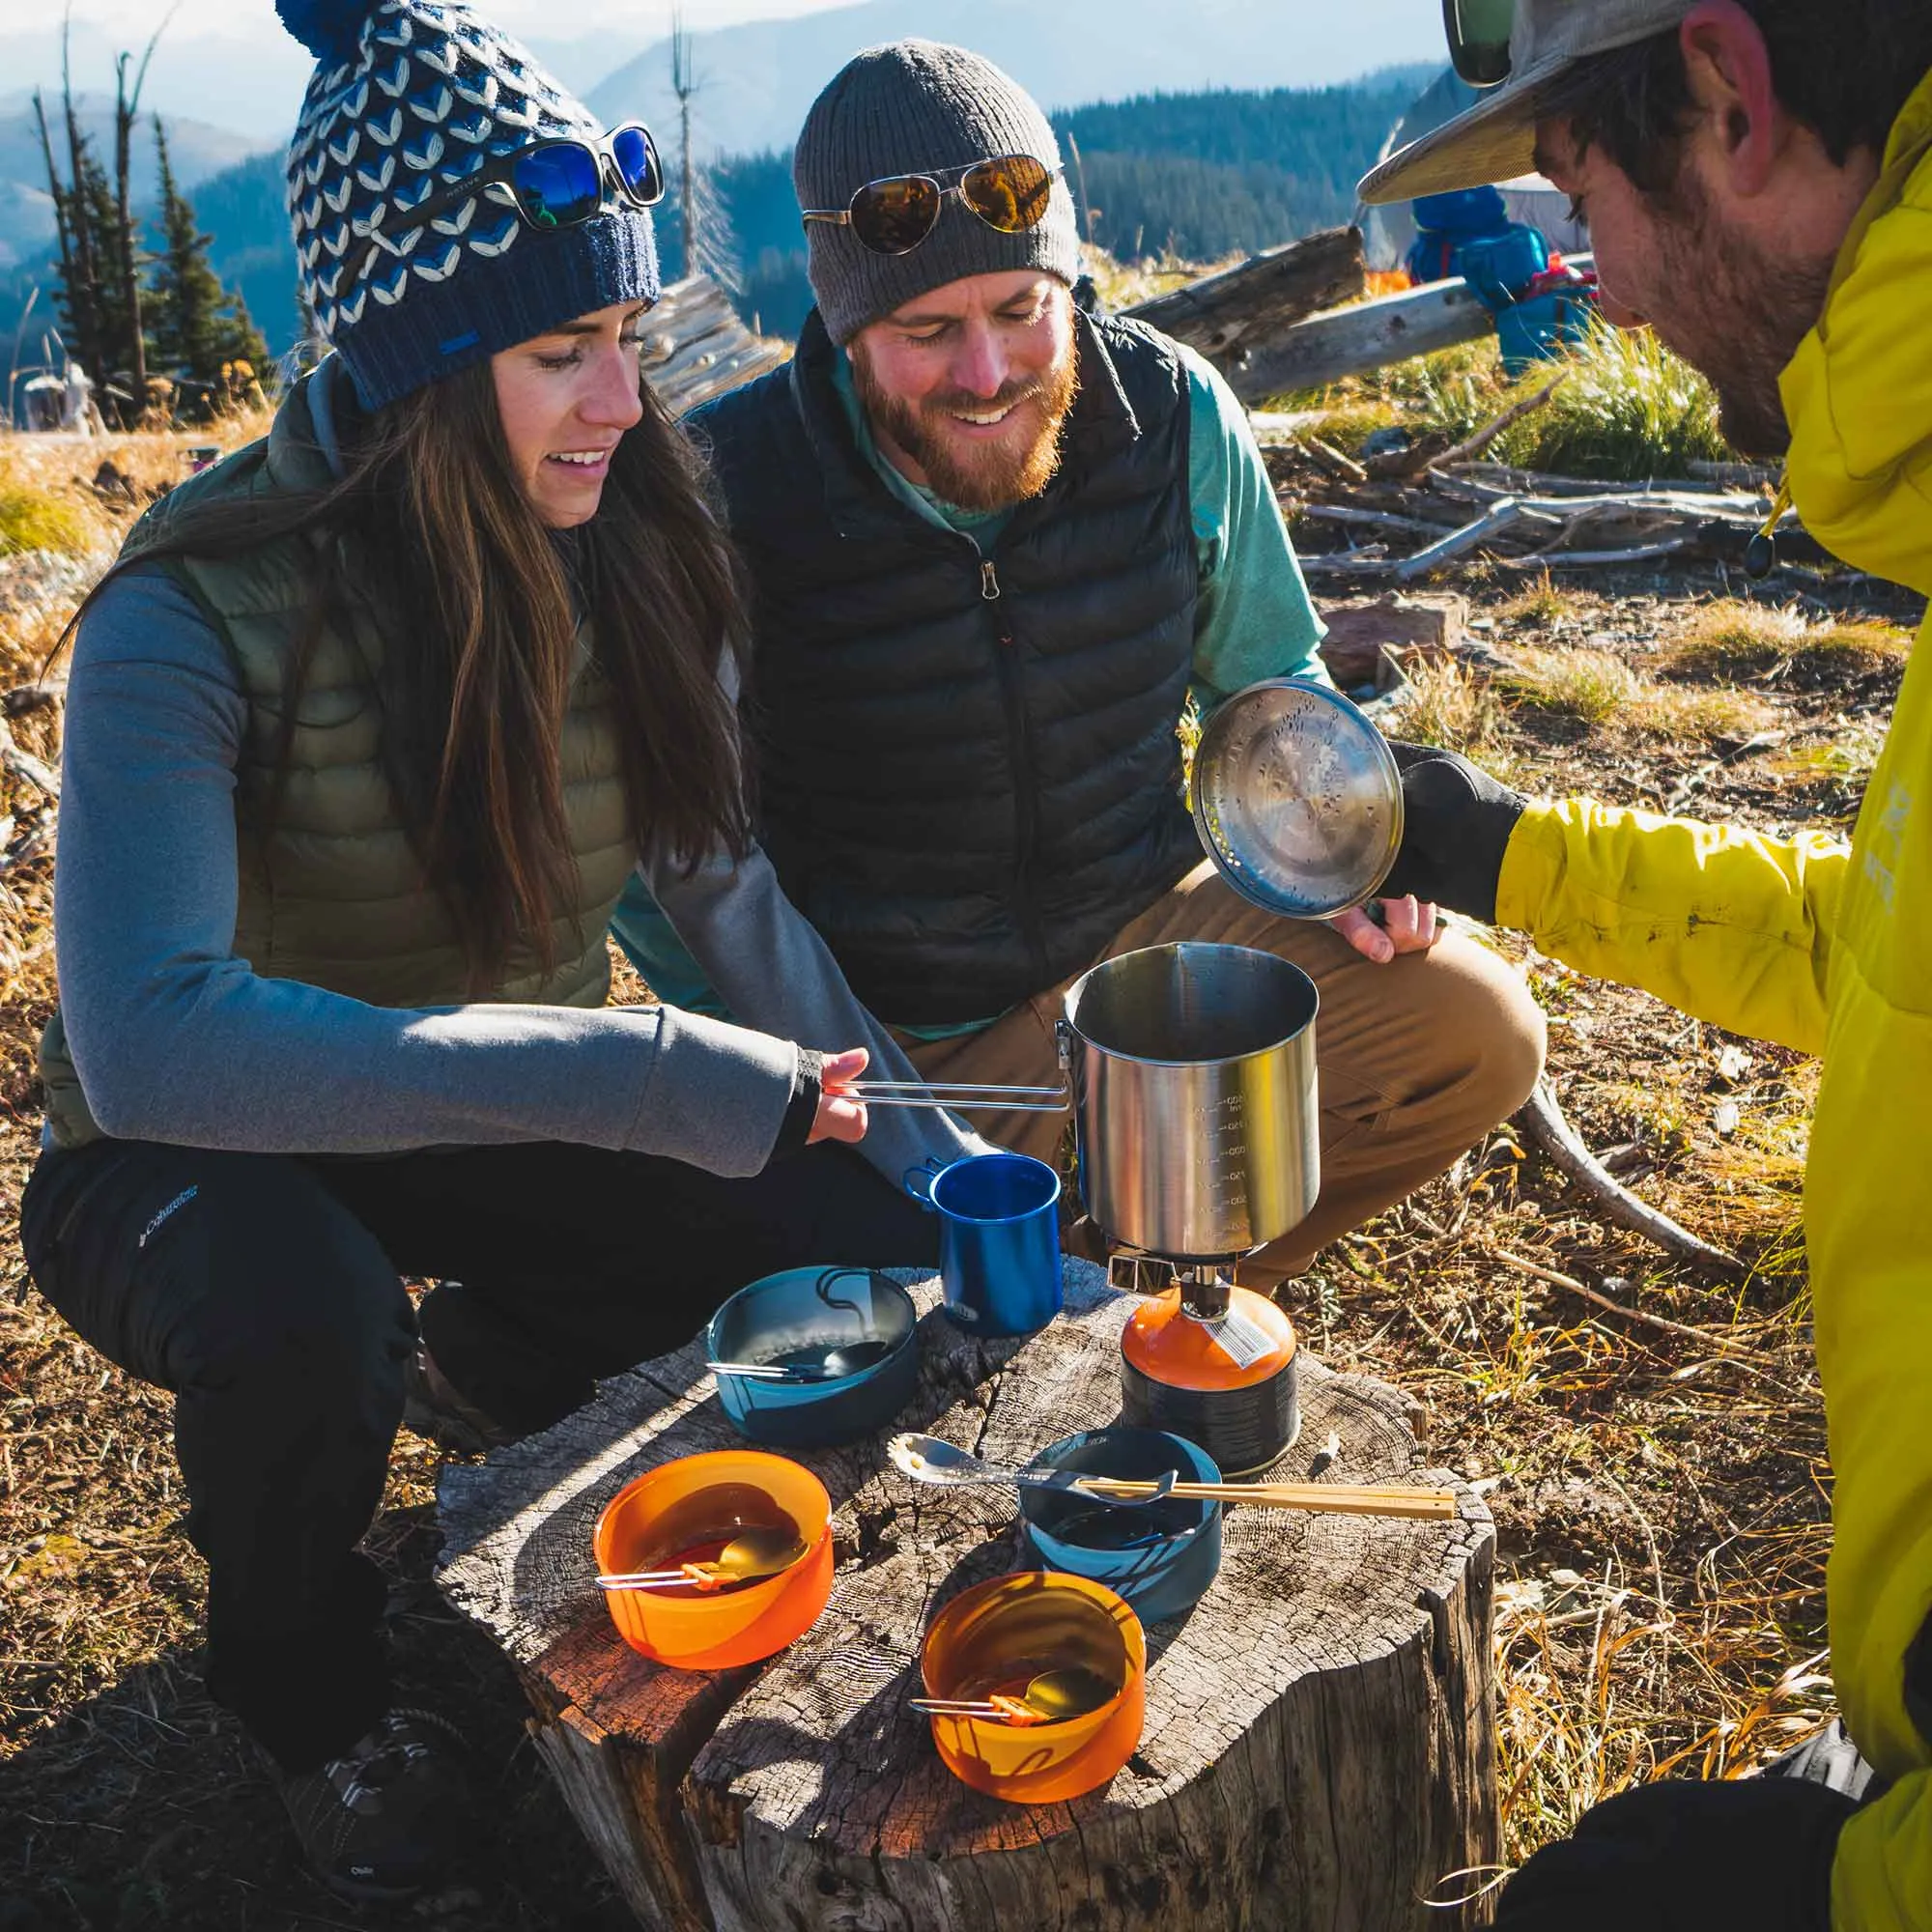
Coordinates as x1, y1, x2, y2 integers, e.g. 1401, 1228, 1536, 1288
1492, 539, 1693, 569
1513, 1076, 1746, 1278
1431, 374, 1567, 473
0, 721, 60, 801
1488, 1245, 1779, 1369
1393, 497, 1524, 582
1299, 435, 1369, 487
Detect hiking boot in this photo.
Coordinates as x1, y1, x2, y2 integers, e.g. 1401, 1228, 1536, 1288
402, 1337, 514, 1456
267, 1707, 470, 1901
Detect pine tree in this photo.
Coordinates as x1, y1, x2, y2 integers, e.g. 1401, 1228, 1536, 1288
75, 137, 145, 394
147, 120, 268, 417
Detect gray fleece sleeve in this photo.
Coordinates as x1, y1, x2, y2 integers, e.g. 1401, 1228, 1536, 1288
643, 839, 996, 1189
53, 567, 802, 1174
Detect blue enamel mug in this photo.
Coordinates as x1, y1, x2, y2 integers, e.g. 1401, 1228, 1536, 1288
905, 1152, 1065, 1338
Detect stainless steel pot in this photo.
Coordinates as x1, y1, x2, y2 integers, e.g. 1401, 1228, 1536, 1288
1058, 943, 1319, 1262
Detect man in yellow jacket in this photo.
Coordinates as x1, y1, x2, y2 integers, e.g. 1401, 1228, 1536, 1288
1360, 3, 1932, 1926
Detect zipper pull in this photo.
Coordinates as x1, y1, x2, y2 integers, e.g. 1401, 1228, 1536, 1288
980, 559, 1001, 601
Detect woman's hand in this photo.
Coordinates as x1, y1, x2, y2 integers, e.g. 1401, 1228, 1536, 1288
1328, 895, 1440, 963
810, 1046, 871, 1145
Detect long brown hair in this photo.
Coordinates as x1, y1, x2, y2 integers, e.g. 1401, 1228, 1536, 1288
65, 355, 751, 991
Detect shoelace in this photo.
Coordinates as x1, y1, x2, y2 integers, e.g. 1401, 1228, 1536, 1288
326, 1707, 465, 1814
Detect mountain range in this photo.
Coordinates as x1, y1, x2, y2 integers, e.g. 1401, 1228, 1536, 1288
588, 0, 1448, 159
0, 0, 1446, 150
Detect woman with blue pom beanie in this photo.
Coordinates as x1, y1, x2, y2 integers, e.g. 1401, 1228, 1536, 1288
15, 0, 947, 1899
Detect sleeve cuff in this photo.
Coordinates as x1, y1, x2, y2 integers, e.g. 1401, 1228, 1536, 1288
769, 1046, 824, 1163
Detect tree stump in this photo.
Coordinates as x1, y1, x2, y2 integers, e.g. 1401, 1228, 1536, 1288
438, 1262, 1497, 1931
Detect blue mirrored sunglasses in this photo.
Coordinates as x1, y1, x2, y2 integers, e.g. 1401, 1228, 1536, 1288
355, 122, 665, 280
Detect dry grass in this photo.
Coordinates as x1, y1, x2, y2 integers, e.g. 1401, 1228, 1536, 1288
1389, 657, 1525, 779
1496, 570, 1579, 630
1664, 599, 1913, 682
1500, 645, 1777, 743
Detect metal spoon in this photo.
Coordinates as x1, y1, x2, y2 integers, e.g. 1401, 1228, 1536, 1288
910, 1665, 1121, 1725
707, 1340, 894, 1382
597, 1523, 808, 1592
887, 1433, 1459, 1520
887, 1433, 1179, 1508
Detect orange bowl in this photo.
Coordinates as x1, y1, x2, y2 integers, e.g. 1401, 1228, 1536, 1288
920, 1572, 1145, 1803
593, 1450, 834, 1669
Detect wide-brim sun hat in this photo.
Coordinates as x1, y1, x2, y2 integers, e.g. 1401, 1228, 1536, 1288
1359, 0, 1699, 206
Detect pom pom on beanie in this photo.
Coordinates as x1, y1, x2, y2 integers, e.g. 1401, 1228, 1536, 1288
275, 0, 369, 65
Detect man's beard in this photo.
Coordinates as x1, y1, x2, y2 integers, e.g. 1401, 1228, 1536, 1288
851, 340, 1080, 513
1644, 170, 1834, 460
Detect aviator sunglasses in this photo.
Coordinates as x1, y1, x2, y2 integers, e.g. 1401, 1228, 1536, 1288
801, 153, 1063, 257
354, 122, 665, 280
1443, 0, 1518, 87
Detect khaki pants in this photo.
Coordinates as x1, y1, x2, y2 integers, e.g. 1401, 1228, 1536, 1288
902, 862, 1547, 1285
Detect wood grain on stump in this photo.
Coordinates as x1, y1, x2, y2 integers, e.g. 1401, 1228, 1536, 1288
438, 1261, 1497, 1931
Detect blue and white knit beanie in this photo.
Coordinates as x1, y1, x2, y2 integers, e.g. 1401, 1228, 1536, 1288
277, 0, 659, 410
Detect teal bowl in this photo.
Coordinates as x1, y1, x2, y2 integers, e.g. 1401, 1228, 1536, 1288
1018, 1427, 1222, 1624
707, 1266, 919, 1449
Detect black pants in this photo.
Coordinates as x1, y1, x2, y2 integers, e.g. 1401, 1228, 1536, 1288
1494, 1766, 1864, 1930
20, 1136, 937, 1773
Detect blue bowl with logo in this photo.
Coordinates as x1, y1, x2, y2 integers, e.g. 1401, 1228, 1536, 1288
1017, 1426, 1223, 1625
706, 1266, 919, 1449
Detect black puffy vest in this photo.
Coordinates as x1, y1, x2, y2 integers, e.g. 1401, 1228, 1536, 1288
696, 306, 1200, 1024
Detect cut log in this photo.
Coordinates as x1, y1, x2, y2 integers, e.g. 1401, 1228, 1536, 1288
1235, 255, 1595, 402
439, 1262, 1498, 1932
1236, 278, 1494, 400
643, 276, 789, 419
1122, 227, 1367, 376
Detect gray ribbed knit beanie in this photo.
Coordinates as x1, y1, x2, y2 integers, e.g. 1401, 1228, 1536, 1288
277, 0, 658, 411
794, 41, 1081, 344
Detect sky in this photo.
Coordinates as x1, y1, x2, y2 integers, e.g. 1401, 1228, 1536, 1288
1, 0, 1446, 143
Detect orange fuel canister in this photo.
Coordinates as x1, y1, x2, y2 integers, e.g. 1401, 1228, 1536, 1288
1119, 1274, 1299, 1478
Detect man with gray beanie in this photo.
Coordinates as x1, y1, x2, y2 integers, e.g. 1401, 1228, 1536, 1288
614, 40, 1548, 1284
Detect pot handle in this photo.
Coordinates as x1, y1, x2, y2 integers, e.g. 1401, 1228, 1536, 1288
1054, 1017, 1074, 1070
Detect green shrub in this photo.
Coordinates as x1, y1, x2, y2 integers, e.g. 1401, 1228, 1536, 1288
1494, 320, 1730, 480
1283, 314, 1733, 480
0, 482, 92, 557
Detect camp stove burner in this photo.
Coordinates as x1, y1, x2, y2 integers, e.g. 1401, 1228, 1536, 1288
1116, 1259, 1300, 1479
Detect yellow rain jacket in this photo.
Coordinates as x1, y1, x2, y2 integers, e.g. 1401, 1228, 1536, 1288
1494, 73, 1932, 1932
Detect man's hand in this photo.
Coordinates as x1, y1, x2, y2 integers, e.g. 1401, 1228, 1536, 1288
810, 1046, 871, 1145
1328, 895, 1439, 963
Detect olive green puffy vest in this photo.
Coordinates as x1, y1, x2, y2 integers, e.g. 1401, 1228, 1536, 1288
41, 370, 633, 1148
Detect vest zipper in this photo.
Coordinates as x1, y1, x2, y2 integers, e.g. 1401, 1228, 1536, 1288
979, 555, 1052, 989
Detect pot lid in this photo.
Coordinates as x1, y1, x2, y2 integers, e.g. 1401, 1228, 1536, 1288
1191, 679, 1403, 920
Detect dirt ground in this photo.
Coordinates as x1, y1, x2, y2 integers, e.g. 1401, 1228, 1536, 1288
0, 423, 1919, 1928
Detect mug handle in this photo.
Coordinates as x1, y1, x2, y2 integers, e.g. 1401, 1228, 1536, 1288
903, 1158, 944, 1209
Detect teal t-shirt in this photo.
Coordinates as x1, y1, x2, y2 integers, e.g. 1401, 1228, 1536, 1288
616, 333, 1330, 1031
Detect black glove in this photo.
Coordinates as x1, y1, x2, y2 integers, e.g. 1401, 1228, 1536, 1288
1378, 740, 1528, 924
